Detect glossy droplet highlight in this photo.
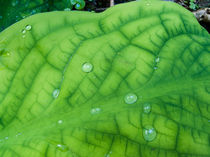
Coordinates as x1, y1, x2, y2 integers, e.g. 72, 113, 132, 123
52, 89, 60, 99
56, 144, 69, 152
124, 93, 137, 104
5, 137, 8, 140
90, 108, 101, 114
143, 103, 151, 114
82, 62, 93, 73
143, 125, 156, 142
25, 25, 32, 31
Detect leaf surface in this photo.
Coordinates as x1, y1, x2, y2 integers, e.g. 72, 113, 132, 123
0, 1, 210, 157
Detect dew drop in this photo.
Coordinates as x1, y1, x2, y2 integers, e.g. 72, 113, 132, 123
56, 144, 69, 152
22, 29, 26, 34
143, 103, 151, 114
25, 25, 32, 31
22, 35, 26, 38
5, 136, 8, 140
57, 120, 63, 124
154, 66, 158, 70
64, 8, 71, 11
143, 125, 156, 142
105, 151, 112, 157
82, 62, 93, 73
52, 89, 60, 99
0, 16, 2, 19
16, 132, 22, 137
124, 93, 137, 104
155, 57, 160, 63
90, 107, 101, 114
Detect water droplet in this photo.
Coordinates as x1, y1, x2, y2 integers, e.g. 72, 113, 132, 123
5, 137, 8, 140
82, 62, 93, 73
22, 29, 26, 34
16, 132, 22, 137
90, 107, 101, 114
124, 93, 137, 104
52, 89, 60, 99
25, 25, 32, 31
31, 9, 36, 14
58, 120, 63, 124
105, 151, 112, 157
56, 144, 69, 152
143, 103, 151, 114
154, 66, 158, 70
155, 57, 160, 63
64, 8, 71, 11
143, 125, 156, 142
0, 16, 2, 19
22, 35, 26, 38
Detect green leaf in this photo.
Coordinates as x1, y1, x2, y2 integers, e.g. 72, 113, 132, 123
0, 0, 210, 157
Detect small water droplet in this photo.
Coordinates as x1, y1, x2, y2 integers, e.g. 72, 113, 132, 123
58, 120, 63, 124
124, 93, 137, 104
143, 125, 156, 142
25, 25, 32, 31
143, 103, 151, 114
22, 29, 26, 34
16, 132, 22, 137
0, 16, 2, 19
31, 9, 36, 14
90, 107, 101, 114
105, 151, 112, 157
64, 8, 71, 11
52, 89, 60, 99
155, 57, 160, 63
82, 62, 93, 73
56, 144, 69, 152
5, 137, 8, 140
154, 66, 158, 70
22, 35, 26, 38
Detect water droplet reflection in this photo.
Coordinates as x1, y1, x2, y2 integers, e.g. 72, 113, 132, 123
124, 93, 137, 104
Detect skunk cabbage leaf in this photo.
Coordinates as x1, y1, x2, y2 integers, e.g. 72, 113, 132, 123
0, 0, 210, 157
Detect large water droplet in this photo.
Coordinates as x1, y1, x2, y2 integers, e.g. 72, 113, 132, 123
90, 107, 101, 114
124, 93, 137, 104
82, 62, 93, 73
52, 89, 60, 99
143, 103, 151, 114
56, 144, 69, 152
25, 25, 32, 31
143, 125, 156, 142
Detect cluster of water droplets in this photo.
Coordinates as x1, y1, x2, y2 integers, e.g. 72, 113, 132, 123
124, 92, 156, 142
21, 24, 32, 38
154, 56, 160, 70
90, 107, 101, 115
